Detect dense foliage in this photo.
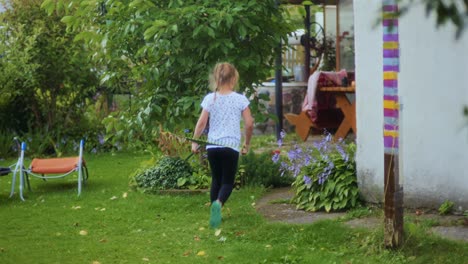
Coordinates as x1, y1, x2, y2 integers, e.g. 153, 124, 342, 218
0, 0, 99, 135
134, 156, 194, 191
41, 0, 294, 148
238, 151, 293, 188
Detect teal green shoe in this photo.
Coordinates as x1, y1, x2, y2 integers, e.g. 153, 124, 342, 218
209, 200, 222, 228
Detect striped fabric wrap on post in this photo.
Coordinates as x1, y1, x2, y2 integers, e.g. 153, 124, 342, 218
383, 0, 399, 154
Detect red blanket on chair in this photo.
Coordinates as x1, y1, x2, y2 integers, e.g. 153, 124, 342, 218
302, 70, 348, 123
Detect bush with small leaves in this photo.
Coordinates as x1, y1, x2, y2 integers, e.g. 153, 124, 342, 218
238, 151, 293, 188
134, 156, 193, 191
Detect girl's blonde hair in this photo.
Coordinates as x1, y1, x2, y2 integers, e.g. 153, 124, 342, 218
209, 62, 239, 92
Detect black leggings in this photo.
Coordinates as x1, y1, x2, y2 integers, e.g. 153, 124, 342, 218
207, 148, 239, 204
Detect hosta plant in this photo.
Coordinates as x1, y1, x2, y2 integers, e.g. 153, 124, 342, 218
273, 132, 359, 212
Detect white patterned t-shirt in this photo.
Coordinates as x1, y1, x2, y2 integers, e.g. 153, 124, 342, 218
201, 92, 250, 152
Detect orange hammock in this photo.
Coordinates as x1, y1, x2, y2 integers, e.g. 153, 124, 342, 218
10, 140, 88, 201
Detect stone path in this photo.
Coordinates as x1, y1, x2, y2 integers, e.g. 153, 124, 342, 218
256, 187, 468, 243
255, 187, 347, 224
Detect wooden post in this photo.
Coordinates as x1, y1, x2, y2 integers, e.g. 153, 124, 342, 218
384, 153, 404, 247
304, 3, 311, 75
382, 0, 403, 248
335, 0, 340, 71
275, 0, 283, 140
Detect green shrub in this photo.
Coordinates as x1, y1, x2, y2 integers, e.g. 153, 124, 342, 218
186, 163, 211, 190
131, 156, 211, 192
438, 200, 455, 215
0, 131, 17, 159
238, 151, 293, 188
134, 156, 194, 191
0, 1, 99, 135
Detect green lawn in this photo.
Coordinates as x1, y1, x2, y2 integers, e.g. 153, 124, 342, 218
0, 152, 467, 264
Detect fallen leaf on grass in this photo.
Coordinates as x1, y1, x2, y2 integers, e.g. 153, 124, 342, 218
71, 206, 81, 210
265, 245, 272, 248
99, 238, 107, 243
122, 192, 128, 198
183, 251, 191, 256
92, 261, 101, 264
142, 257, 149, 261
235, 231, 245, 237
79, 230, 88, 236
197, 251, 206, 256
110, 196, 118, 200
198, 227, 205, 231
194, 235, 201, 241
214, 229, 222, 236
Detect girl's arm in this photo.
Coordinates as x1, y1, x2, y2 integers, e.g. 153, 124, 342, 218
192, 109, 209, 153
241, 107, 254, 155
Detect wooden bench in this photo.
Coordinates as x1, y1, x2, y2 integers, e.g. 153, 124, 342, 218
285, 85, 356, 141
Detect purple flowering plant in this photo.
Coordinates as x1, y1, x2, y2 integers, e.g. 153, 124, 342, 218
272, 131, 358, 212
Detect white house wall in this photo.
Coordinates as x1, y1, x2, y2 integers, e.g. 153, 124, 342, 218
354, 1, 385, 203
354, 1, 468, 209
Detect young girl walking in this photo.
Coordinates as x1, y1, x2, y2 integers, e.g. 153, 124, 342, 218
191, 62, 254, 228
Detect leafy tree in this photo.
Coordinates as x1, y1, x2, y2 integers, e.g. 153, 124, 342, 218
41, 0, 294, 145
0, 0, 99, 135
